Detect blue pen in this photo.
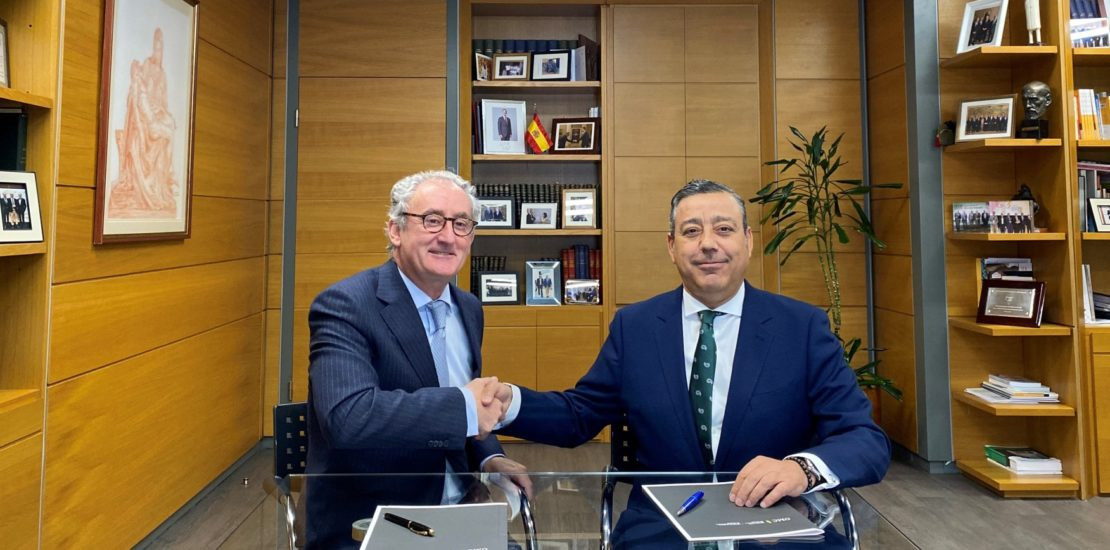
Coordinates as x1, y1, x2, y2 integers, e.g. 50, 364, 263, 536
675, 490, 704, 516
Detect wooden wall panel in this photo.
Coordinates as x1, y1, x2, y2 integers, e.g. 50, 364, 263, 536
868, 67, 909, 199
269, 200, 284, 254
274, 0, 286, 79
0, 434, 41, 550
268, 254, 283, 307
193, 41, 271, 200
872, 198, 912, 256
612, 83, 685, 157
49, 258, 265, 383
272, 79, 286, 201
264, 309, 280, 436
864, 0, 904, 79
537, 327, 601, 391
483, 327, 538, 389
300, 0, 445, 78
684, 5, 758, 83
53, 188, 266, 283
57, 0, 99, 187
612, 5, 685, 83
43, 316, 262, 549
614, 231, 681, 304
685, 83, 760, 157
685, 157, 762, 204
875, 308, 918, 453
614, 157, 685, 231
297, 200, 389, 254
292, 308, 310, 402
775, 79, 863, 180
198, 0, 273, 75
294, 254, 387, 309
874, 253, 914, 316
298, 78, 445, 200
775, 0, 859, 80
778, 252, 867, 307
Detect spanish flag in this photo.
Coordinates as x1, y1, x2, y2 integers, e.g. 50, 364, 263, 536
525, 113, 551, 154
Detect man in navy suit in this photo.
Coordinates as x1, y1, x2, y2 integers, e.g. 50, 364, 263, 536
304, 170, 529, 549
493, 179, 889, 546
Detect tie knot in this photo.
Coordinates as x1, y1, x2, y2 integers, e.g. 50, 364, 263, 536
698, 309, 722, 326
428, 300, 448, 332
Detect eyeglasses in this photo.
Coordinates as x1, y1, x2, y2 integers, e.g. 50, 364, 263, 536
403, 212, 478, 236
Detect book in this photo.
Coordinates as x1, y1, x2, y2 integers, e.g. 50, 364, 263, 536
987, 374, 1044, 389
642, 482, 823, 542
984, 445, 1062, 474
980, 382, 1057, 400
980, 258, 1033, 281
361, 503, 508, 549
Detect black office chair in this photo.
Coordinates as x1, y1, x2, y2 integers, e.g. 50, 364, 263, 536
599, 417, 859, 550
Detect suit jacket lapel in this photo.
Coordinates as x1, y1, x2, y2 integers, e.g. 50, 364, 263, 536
377, 261, 440, 387
716, 285, 775, 469
450, 285, 483, 376
654, 288, 704, 468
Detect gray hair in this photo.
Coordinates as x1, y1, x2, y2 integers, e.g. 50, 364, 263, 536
385, 170, 479, 253
668, 179, 749, 235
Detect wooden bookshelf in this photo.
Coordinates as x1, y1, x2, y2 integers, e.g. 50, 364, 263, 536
953, 390, 1075, 417
472, 154, 601, 162
945, 138, 1063, 152
0, 243, 47, 257
476, 229, 602, 236
0, 86, 54, 109
957, 460, 1078, 497
472, 80, 600, 89
1071, 48, 1110, 66
948, 317, 1073, 337
940, 45, 1058, 68
1082, 232, 1110, 241
1077, 140, 1110, 148
945, 231, 1067, 241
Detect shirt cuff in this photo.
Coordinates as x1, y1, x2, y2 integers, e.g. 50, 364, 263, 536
460, 387, 478, 438
494, 384, 523, 429
479, 453, 506, 471
787, 452, 840, 493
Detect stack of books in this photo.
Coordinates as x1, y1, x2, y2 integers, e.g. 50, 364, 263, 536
984, 445, 1063, 475
964, 374, 1059, 404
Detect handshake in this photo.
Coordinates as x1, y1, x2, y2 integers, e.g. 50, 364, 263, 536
465, 377, 513, 440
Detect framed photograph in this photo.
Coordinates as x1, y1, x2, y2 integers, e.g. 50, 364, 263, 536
493, 53, 530, 80
564, 278, 600, 305
477, 197, 514, 229
1091, 198, 1110, 232
474, 53, 493, 81
562, 189, 596, 228
956, 95, 1014, 141
956, 0, 1008, 54
976, 279, 1045, 328
525, 260, 561, 306
95, 0, 198, 244
531, 50, 570, 81
520, 203, 557, 229
987, 200, 1033, 234
0, 171, 43, 243
481, 99, 527, 155
0, 19, 10, 88
952, 201, 990, 233
479, 272, 519, 304
552, 117, 599, 154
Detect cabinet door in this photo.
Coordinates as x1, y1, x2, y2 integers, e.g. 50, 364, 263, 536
0, 434, 41, 550
537, 326, 601, 391
1094, 354, 1110, 493
482, 327, 537, 388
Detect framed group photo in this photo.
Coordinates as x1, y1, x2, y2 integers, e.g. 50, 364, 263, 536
493, 53, 530, 80
531, 51, 570, 81
477, 197, 514, 229
481, 99, 527, 155
0, 171, 43, 243
1091, 198, 1110, 232
552, 117, 599, 154
479, 272, 519, 304
95, 0, 198, 244
956, 96, 1014, 141
562, 188, 596, 228
475, 53, 494, 81
520, 203, 557, 229
956, 0, 1008, 54
525, 260, 561, 306
564, 278, 600, 305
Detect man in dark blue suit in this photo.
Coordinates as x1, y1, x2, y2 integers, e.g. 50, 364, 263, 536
304, 170, 529, 549
493, 179, 890, 546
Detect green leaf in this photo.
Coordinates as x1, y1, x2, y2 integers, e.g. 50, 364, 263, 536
832, 223, 849, 243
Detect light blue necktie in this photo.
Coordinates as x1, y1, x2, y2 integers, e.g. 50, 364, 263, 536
428, 300, 449, 387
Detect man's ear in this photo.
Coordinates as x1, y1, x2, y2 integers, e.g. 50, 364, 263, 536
666, 233, 677, 264
387, 220, 402, 249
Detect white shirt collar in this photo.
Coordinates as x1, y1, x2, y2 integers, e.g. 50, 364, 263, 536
681, 281, 746, 320
396, 265, 455, 313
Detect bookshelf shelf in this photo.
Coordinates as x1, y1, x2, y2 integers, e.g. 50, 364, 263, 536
0, 87, 54, 109
945, 138, 1063, 152
957, 460, 1078, 496
0, 243, 47, 257
953, 390, 1075, 417
1077, 140, 1110, 148
948, 317, 1073, 337
945, 231, 1066, 241
1082, 232, 1110, 240
1072, 48, 1110, 66
472, 154, 600, 162
472, 80, 600, 89
476, 229, 602, 236
940, 45, 1059, 68
483, 304, 602, 315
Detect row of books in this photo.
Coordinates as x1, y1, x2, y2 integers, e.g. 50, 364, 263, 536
1070, 1, 1110, 47
1073, 90, 1110, 140
1071, 0, 1110, 19
964, 373, 1059, 404
472, 35, 599, 80
1078, 162, 1110, 232
985, 445, 1062, 475
475, 182, 598, 228
1081, 264, 1110, 323
561, 245, 601, 281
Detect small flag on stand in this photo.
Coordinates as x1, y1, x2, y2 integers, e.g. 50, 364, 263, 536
525, 112, 551, 154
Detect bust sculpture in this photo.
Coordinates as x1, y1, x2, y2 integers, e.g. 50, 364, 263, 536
1019, 81, 1051, 139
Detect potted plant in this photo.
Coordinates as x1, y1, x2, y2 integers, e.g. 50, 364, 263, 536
751, 126, 902, 403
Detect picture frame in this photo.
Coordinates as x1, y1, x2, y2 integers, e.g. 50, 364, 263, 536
0, 171, 43, 243
474, 53, 493, 81
520, 203, 557, 229
1091, 198, 1110, 232
493, 53, 530, 80
479, 272, 519, 304
564, 278, 600, 305
551, 117, 599, 154
531, 50, 570, 81
986, 200, 1034, 234
952, 201, 990, 233
0, 19, 10, 88
525, 260, 561, 306
477, 197, 514, 229
481, 99, 527, 155
956, 0, 1008, 54
976, 279, 1045, 328
562, 188, 597, 228
956, 95, 1015, 141
95, 0, 198, 244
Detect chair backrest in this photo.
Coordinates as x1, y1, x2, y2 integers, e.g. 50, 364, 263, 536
274, 402, 309, 480
609, 414, 639, 473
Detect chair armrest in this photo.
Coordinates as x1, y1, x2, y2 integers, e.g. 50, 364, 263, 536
599, 465, 618, 550
519, 489, 538, 550
833, 489, 859, 550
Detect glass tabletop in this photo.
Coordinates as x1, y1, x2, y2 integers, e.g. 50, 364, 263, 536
266, 471, 914, 549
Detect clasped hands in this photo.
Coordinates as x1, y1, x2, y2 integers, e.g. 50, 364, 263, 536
464, 377, 513, 440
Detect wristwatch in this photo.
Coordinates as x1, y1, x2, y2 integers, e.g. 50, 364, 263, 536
786, 456, 824, 491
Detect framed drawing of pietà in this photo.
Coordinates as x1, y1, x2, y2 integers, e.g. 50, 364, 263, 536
95, 0, 198, 244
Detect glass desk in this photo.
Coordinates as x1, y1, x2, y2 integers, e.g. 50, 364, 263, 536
269, 472, 913, 549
